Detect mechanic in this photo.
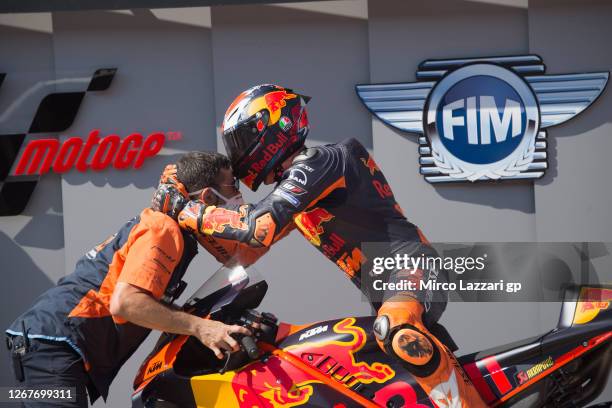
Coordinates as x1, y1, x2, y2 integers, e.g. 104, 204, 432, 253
154, 84, 487, 406
5, 152, 251, 407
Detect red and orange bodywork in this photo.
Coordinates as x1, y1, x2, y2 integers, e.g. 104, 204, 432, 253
133, 286, 612, 408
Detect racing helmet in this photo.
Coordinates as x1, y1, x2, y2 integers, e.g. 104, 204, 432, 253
221, 84, 310, 191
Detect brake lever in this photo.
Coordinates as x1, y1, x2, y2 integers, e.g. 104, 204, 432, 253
218, 334, 260, 375
219, 351, 232, 374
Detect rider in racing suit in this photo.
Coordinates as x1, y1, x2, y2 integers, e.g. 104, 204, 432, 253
154, 85, 487, 406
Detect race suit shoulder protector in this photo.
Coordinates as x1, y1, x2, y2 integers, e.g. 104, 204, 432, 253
292, 146, 317, 163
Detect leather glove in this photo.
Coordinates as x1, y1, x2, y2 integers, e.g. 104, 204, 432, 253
151, 164, 189, 220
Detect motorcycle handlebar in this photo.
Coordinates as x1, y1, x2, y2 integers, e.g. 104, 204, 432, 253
241, 335, 259, 359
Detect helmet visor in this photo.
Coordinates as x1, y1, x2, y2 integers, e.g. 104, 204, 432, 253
222, 110, 269, 171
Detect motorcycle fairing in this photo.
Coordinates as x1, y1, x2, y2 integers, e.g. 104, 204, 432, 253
132, 265, 612, 408
460, 285, 612, 407
132, 316, 437, 407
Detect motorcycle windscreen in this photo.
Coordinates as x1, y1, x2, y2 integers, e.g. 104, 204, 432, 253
183, 265, 267, 317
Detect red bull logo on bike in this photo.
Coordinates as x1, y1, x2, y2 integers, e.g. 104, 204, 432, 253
573, 287, 612, 325
233, 362, 317, 408
294, 207, 334, 247
228, 351, 316, 407
228, 317, 395, 408
288, 317, 395, 386
201, 206, 248, 234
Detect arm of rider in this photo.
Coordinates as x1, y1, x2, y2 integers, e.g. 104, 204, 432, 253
173, 150, 337, 250
110, 281, 251, 359
151, 165, 273, 265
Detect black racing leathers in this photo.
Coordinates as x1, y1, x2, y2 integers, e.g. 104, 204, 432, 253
177, 138, 447, 312
174, 138, 484, 404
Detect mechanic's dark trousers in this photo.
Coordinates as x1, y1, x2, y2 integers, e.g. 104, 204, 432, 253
6, 336, 89, 407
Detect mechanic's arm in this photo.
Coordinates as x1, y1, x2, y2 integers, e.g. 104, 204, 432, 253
111, 214, 250, 358
110, 282, 249, 359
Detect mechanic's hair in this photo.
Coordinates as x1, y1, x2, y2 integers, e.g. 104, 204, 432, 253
176, 151, 231, 193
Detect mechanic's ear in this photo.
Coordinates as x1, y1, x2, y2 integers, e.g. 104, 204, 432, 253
201, 187, 218, 206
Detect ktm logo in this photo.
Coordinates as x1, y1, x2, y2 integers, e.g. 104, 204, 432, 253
146, 360, 163, 375
0, 68, 166, 216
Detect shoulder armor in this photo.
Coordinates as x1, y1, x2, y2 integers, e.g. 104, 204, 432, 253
292, 147, 318, 163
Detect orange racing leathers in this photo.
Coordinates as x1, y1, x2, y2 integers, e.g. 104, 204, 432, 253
174, 138, 486, 406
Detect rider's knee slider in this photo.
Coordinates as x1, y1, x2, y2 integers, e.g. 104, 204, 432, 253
374, 315, 440, 377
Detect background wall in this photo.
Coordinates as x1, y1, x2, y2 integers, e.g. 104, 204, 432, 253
0, 0, 610, 406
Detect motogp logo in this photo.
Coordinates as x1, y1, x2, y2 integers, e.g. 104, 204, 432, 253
357, 55, 609, 183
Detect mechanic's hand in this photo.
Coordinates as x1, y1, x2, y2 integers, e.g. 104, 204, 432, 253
151, 164, 190, 219
193, 319, 252, 359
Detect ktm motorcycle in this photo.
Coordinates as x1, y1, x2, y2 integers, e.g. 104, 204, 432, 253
132, 265, 612, 407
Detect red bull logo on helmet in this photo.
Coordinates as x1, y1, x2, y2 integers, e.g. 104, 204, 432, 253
241, 170, 257, 190
247, 89, 297, 126
238, 131, 298, 190
264, 90, 297, 124
265, 90, 297, 113
250, 132, 289, 173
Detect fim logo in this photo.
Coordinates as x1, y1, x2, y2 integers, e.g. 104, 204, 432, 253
356, 55, 609, 183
